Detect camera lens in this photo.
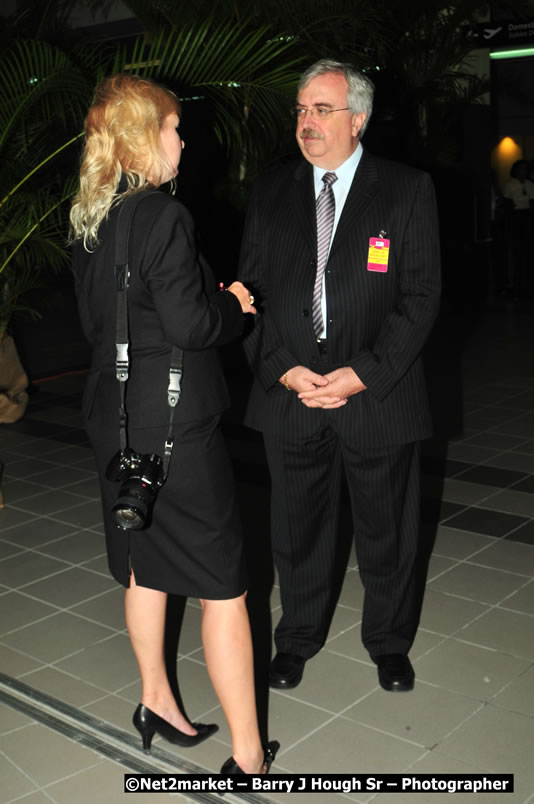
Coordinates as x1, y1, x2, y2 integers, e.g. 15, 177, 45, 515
112, 489, 149, 530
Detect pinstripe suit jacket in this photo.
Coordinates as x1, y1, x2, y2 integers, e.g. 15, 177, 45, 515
239, 149, 441, 446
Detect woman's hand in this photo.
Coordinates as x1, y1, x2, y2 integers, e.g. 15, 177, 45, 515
227, 281, 257, 314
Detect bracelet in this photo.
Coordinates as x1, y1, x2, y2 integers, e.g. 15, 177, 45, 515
283, 372, 290, 391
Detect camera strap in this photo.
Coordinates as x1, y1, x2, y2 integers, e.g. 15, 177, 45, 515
113, 191, 183, 479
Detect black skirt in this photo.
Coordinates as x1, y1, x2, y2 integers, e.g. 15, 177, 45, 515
88, 415, 247, 599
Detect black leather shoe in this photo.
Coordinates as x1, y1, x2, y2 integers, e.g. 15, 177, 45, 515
133, 704, 218, 752
269, 652, 306, 689
220, 741, 280, 775
373, 654, 415, 692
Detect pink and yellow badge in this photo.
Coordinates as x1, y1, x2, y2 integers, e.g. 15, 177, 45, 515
367, 237, 390, 272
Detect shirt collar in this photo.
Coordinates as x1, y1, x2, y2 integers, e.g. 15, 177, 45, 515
313, 142, 363, 192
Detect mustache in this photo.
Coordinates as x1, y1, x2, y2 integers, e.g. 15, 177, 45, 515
299, 128, 324, 140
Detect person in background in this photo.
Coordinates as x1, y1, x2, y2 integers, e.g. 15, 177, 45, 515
69, 73, 277, 775
239, 59, 441, 694
503, 159, 534, 299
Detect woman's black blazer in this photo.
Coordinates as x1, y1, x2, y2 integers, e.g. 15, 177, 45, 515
71, 189, 243, 432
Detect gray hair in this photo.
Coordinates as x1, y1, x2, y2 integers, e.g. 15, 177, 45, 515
298, 59, 374, 137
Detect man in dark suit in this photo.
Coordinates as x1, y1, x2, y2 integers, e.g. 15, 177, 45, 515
239, 59, 441, 692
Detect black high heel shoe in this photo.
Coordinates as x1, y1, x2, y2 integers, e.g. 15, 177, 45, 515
220, 741, 280, 775
133, 704, 218, 752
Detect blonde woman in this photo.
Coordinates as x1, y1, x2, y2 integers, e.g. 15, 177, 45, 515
70, 74, 276, 774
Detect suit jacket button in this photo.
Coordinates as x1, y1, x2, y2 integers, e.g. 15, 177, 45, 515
310, 258, 317, 266
302, 309, 309, 317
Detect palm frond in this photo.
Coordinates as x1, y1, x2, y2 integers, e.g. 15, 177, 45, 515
113, 19, 300, 164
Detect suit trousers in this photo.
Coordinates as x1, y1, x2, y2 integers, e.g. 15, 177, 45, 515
263, 422, 423, 659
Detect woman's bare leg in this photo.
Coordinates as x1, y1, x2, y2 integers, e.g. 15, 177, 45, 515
201, 594, 264, 772
125, 571, 196, 735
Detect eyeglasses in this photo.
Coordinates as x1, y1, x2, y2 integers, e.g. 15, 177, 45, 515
291, 106, 350, 120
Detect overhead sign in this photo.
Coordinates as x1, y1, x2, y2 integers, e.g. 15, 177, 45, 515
464, 19, 534, 47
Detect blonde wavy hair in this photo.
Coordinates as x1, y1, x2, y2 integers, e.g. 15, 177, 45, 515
69, 74, 180, 250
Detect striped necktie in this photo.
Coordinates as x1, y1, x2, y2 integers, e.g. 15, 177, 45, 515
312, 171, 338, 337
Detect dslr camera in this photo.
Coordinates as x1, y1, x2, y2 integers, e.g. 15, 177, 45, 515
106, 448, 165, 530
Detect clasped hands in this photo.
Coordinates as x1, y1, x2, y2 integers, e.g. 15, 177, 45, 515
281, 365, 366, 409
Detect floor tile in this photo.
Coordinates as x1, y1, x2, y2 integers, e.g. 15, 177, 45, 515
20, 566, 115, 608
506, 519, 534, 545
512, 438, 534, 455
463, 412, 507, 429
335, 568, 365, 610
0, 541, 24, 560
442, 507, 529, 537
278, 715, 425, 774
45, 760, 192, 804
439, 478, 495, 505
488, 451, 534, 472
457, 607, 534, 661
69, 587, 126, 631
0, 644, 44, 677
325, 626, 372, 663
72, 455, 99, 472
0, 722, 103, 787
0, 518, 77, 549
27, 464, 95, 489
446, 444, 501, 463
428, 562, 528, 604
175, 602, 203, 657
408, 629, 446, 660
0, 551, 69, 588
326, 604, 364, 644
0, 701, 36, 735
455, 465, 527, 488
421, 457, 472, 478
13, 489, 89, 517
437, 705, 534, 773
492, 415, 534, 438
2, 457, 64, 480
492, 665, 534, 717
431, 526, 497, 560
34, 530, 106, 564
0, 508, 38, 530
50, 500, 103, 529
54, 632, 140, 692
478, 489, 534, 518
1, 611, 113, 664
414, 638, 529, 699
82, 692, 138, 733
79, 553, 109, 575
165, 655, 223, 724
418, 589, 490, 636
0, 752, 38, 801
0, 591, 58, 636
500, 579, 534, 615
470, 539, 534, 576
21, 666, 110, 708
59, 475, 101, 499
511, 475, 534, 494
43, 445, 93, 464
1, 478, 50, 504
266, 692, 338, 754
380, 751, 526, 804
463, 432, 530, 449
6, 790, 54, 804
422, 499, 465, 524
425, 554, 459, 581
344, 682, 482, 747
283, 650, 378, 714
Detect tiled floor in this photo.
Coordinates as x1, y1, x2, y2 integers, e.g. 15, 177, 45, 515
1, 306, 534, 804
